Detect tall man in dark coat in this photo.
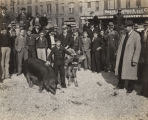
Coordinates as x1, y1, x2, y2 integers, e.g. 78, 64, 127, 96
140, 21, 148, 97
91, 32, 104, 73
115, 20, 141, 93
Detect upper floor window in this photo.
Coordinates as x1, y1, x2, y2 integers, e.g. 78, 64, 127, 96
69, 2, 74, 14
79, 2, 82, 13
87, 2, 91, 8
126, 0, 130, 8
136, 0, 141, 8
47, 3, 52, 14
56, 3, 59, 14
104, 0, 108, 9
96, 1, 100, 11
61, 3, 64, 14
27, 0, 32, 4
17, 0, 20, 5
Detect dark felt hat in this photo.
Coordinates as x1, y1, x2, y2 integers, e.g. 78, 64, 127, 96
125, 20, 134, 27
144, 21, 148, 26
109, 22, 114, 26
1, 6, 7, 10
21, 7, 26, 11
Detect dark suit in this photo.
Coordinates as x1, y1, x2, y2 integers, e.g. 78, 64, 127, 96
91, 37, 104, 72
47, 46, 71, 87
32, 28, 41, 34
26, 34, 37, 58
141, 28, 148, 97
69, 36, 81, 52
0, 14, 10, 29
59, 33, 72, 48
87, 28, 98, 41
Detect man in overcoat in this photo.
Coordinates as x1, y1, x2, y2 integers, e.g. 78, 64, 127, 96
115, 20, 141, 93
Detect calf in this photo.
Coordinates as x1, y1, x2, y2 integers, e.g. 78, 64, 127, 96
65, 55, 79, 87
23, 58, 57, 95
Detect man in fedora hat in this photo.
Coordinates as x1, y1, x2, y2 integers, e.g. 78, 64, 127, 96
59, 25, 71, 49
32, 24, 41, 34
105, 22, 119, 72
115, 20, 141, 93
114, 9, 124, 33
17, 7, 28, 26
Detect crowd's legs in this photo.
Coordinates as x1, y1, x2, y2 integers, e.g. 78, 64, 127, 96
17, 48, 28, 75
1, 47, 11, 79
37, 48, 46, 61
83, 51, 91, 70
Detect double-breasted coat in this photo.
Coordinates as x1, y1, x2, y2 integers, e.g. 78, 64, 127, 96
115, 31, 141, 80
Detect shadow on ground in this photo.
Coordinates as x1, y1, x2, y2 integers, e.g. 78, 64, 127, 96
101, 71, 118, 87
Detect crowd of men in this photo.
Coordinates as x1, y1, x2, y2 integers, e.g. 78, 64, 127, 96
0, 7, 148, 97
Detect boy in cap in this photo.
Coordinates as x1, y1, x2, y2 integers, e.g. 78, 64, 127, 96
46, 40, 73, 88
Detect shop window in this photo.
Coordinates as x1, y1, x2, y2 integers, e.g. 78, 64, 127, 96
61, 18, 64, 25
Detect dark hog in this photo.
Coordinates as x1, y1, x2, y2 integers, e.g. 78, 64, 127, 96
23, 58, 57, 95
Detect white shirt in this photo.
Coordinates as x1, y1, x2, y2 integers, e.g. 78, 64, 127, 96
128, 30, 133, 36
50, 35, 55, 48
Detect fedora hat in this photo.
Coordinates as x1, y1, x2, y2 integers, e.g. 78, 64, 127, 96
109, 22, 114, 26
125, 20, 134, 27
144, 21, 148, 26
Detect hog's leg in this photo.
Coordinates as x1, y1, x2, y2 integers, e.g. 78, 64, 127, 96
26, 73, 33, 88
67, 66, 72, 86
39, 81, 44, 93
73, 69, 78, 87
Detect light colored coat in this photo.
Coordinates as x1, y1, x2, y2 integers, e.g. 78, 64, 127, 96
15, 35, 28, 52
115, 30, 141, 80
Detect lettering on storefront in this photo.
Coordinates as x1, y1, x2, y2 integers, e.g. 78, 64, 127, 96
104, 8, 148, 15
